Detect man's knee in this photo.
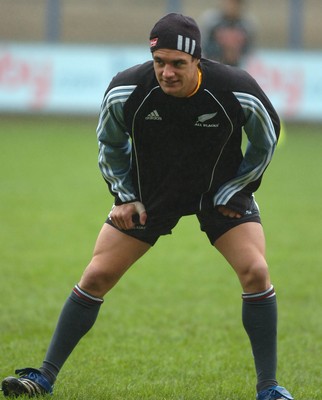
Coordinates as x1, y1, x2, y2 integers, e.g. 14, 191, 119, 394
79, 258, 131, 297
238, 259, 270, 293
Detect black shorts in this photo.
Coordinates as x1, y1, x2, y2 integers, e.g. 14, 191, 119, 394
106, 198, 261, 246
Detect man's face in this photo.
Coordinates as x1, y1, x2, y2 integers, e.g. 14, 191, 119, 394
153, 49, 200, 98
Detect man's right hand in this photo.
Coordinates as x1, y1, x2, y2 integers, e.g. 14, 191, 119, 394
108, 201, 147, 230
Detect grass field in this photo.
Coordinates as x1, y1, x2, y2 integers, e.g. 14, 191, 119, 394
1, 116, 322, 399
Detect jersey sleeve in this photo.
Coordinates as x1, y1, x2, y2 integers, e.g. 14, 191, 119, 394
96, 85, 138, 204
213, 90, 280, 213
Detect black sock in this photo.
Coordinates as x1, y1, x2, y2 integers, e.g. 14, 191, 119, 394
39, 285, 103, 385
242, 285, 278, 393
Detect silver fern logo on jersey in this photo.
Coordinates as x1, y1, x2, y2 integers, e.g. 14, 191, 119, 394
195, 112, 219, 128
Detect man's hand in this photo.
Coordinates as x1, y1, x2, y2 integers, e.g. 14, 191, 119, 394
108, 201, 147, 230
217, 205, 242, 219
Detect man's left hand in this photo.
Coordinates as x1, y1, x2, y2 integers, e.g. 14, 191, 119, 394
217, 205, 242, 219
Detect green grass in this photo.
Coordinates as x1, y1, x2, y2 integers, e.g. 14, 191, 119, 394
1, 116, 322, 399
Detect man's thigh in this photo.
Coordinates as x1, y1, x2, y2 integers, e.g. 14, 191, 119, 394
93, 223, 152, 267
214, 221, 266, 268
213, 222, 269, 292
79, 223, 151, 296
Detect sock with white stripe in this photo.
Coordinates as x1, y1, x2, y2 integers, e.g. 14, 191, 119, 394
242, 285, 278, 392
39, 285, 103, 384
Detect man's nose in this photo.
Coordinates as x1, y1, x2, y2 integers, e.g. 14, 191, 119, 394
162, 64, 175, 77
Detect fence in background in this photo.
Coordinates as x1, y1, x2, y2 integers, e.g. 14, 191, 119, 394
44, 0, 304, 49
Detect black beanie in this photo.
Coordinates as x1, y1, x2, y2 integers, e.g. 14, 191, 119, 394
149, 13, 201, 59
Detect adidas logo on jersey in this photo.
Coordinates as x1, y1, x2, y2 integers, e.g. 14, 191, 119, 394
145, 110, 162, 120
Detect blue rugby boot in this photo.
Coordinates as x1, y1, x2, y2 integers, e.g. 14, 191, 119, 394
1, 368, 53, 397
257, 385, 294, 400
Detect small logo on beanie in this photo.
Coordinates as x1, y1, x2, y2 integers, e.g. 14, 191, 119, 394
150, 37, 158, 48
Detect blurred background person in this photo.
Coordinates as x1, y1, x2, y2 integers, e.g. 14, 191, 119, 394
199, 0, 256, 66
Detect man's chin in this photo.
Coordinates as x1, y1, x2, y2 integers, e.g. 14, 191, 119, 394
160, 84, 183, 97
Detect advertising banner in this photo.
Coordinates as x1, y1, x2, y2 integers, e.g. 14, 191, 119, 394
244, 50, 322, 122
1, 44, 321, 121
0, 43, 149, 114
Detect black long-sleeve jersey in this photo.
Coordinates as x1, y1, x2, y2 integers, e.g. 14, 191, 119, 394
97, 58, 280, 218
